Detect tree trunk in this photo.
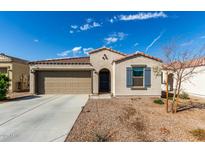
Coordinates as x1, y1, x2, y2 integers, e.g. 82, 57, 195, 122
174, 78, 182, 113
166, 71, 169, 113
172, 79, 179, 113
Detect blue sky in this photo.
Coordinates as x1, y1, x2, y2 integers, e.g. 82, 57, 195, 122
0, 11, 205, 61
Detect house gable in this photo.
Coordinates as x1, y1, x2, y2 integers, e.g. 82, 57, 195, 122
0, 54, 12, 62
114, 55, 162, 96
89, 47, 126, 56
89, 48, 125, 72
114, 52, 162, 64
0, 53, 28, 64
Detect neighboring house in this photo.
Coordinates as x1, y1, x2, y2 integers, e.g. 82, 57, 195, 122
0, 53, 30, 92
29, 47, 163, 96
161, 57, 205, 97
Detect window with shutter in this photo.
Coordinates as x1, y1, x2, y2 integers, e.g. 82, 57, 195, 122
144, 67, 151, 87
132, 67, 144, 87
126, 67, 133, 87
127, 66, 151, 89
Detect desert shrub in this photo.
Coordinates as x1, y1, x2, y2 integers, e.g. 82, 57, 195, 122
179, 92, 190, 99
153, 99, 164, 105
190, 129, 205, 141
0, 73, 10, 100
95, 133, 110, 142
93, 129, 117, 142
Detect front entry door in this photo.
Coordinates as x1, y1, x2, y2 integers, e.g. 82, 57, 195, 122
99, 69, 110, 93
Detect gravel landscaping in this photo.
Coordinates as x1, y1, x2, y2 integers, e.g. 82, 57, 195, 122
66, 96, 205, 142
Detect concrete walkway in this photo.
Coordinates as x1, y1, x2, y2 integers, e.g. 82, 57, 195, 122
0, 95, 88, 142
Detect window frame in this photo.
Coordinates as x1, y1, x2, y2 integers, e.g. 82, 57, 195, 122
0, 67, 8, 74
132, 66, 145, 88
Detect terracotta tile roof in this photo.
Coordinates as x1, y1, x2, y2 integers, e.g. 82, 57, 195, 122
30, 49, 163, 65
163, 57, 205, 70
30, 57, 90, 65
88, 47, 127, 56
114, 52, 163, 63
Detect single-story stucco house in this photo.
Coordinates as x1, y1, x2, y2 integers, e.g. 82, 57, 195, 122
0, 53, 30, 92
161, 57, 205, 97
29, 47, 163, 96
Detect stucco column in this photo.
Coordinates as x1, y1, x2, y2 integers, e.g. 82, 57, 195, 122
92, 70, 99, 95
30, 69, 35, 94
7, 67, 13, 93
112, 62, 115, 96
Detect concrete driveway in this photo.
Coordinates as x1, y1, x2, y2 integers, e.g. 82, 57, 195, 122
0, 95, 88, 142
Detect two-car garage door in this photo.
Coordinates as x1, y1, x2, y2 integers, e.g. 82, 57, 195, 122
36, 71, 92, 94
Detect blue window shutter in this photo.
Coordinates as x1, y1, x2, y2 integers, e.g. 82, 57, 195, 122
145, 67, 151, 87
126, 67, 133, 87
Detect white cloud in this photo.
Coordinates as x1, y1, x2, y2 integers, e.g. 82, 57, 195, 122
119, 12, 167, 21
80, 22, 101, 31
200, 35, 205, 39
57, 46, 93, 57
71, 25, 78, 29
135, 50, 142, 53
105, 37, 118, 44
83, 47, 94, 55
80, 24, 90, 31
69, 30, 74, 34
83, 47, 93, 52
57, 46, 81, 57
180, 40, 193, 47
69, 19, 102, 33
93, 22, 101, 27
109, 18, 114, 23
104, 32, 127, 44
57, 50, 71, 57
118, 12, 167, 21
33, 39, 39, 43
145, 31, 164, 52
109, 16, 117, 23
134, 42, 139, 46
117, 32, 127, 40
72, 46, 82, 55
86, 18, 93, 23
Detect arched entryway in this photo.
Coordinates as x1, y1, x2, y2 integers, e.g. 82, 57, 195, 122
99, 68, 110, 93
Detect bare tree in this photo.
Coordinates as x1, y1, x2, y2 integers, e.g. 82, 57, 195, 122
163, 42, 205, 113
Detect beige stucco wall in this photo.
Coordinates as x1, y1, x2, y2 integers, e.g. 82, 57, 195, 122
89, 49, 125, 94
0, 62, 29, 92
29, 64, 94, 94
0, 55, 13, 92
0, 55, 29, 92
114, 56, 162, 96
0, 63, 13, 92
12, 62, 29, 92
29, 50, 163, 96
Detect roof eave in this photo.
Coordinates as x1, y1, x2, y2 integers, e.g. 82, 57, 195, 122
113, 53, 163, 64
88, 47, 127, 56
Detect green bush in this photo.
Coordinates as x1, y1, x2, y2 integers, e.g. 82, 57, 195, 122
153, 99, 164, 105
0, 73, 10, 100
179, 91, 190, 99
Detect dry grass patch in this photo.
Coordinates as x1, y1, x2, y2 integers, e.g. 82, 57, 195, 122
190, 129, 205, 141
